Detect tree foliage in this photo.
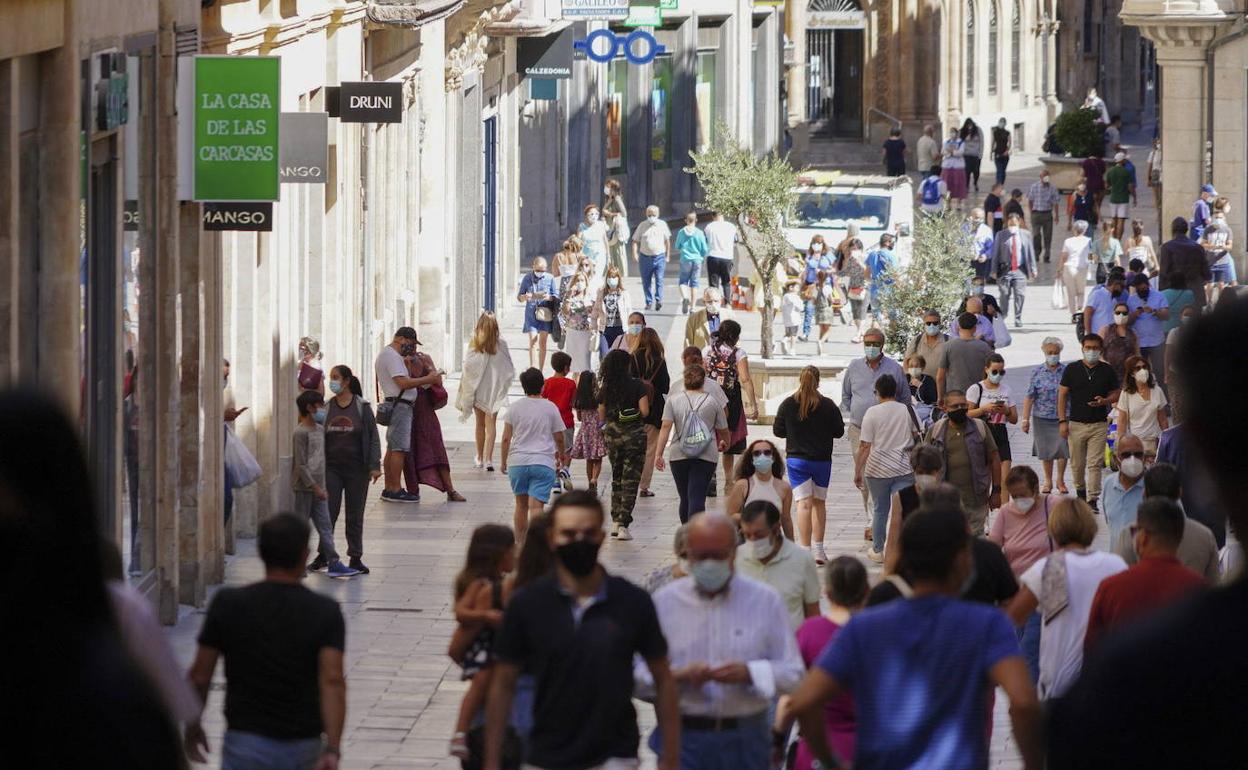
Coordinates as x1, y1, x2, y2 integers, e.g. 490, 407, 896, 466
876, 212, 975, 355
686, 122, 803, 358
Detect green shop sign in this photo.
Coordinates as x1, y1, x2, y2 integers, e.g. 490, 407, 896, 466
194, 56, 280, 202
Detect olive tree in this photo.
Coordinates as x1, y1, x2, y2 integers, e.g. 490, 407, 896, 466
876, 212, 975, 355
686, 124, 803, 358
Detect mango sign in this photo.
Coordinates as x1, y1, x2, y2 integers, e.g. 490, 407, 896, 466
194, 56, 280, 202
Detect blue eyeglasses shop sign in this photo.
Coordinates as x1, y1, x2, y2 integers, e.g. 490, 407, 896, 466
573, 29, 667, 65
194, 56, 281, 202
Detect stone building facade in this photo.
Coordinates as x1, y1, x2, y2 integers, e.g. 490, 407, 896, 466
1057, 0, 1155, 127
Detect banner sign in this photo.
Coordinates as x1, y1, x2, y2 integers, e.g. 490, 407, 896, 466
336, 81, 404, 123
561, 0, 629, 20
517, 27, 575, 79
123, 200, 139, 231
279, 112, 329, 183
808, 10, 866, 28
194, 56, 280, 202
203, 202, 274, 232
622, 5, 661, 26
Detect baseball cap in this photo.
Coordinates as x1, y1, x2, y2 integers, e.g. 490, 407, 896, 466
1202, 183, 1218, 195
395, 326, 420, 343
1113, 152, 1126, 162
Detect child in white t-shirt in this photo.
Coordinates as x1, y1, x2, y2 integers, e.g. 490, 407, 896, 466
781, 279, 805, 355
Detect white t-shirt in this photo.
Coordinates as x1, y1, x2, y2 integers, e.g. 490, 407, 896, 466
704, 220, 738, 259
1062, 236, 1091, 271
669, 376, 728, 410
1020, 550, 1128, 700
967, 382, 1012, 426
504, 396, 566, 469
859, 400, 915, 478
781, 292, 805, 327
375, 346, 409, 400
1116, 387, 1169, 441
632, 219, 672, 256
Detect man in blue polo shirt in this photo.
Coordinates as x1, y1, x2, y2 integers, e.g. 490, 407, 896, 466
485, 491, 680, 770
1127, 271, 1170, 376
786, 506, 1043, 770
1083, 270, 1128, 338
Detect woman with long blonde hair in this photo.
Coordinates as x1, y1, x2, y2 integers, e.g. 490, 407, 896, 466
455, 312, 515, 471
771, 366, 846, 565
592, 263, 634, 357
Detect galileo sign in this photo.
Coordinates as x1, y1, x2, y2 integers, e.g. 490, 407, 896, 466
194, 56, 280, 202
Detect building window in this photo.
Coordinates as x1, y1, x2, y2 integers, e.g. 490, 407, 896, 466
1011, 0, 1021, 91
1082, 0, 1093, 54
966, 0, 975, 97
988, 0, 998, 95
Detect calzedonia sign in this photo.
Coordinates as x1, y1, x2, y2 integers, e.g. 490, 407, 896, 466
203, 202, 273, 232
194, 56, 280, 202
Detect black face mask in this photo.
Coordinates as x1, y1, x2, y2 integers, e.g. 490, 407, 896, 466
1110, 287, 1123, 299
555, 540, 601, 576
1137, 288, 1150, 300
948, 408, 969, 425
399, 342, 416, 356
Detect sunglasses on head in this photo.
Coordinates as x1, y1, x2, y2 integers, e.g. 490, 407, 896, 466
752, 449, 773, 458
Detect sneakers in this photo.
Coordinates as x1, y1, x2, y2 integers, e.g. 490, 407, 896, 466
485, 463, 495, 472
326, 561, 361, 578
348, 558, 370, 575
381, 490, 420, 503
308, 555, 328, 572
616, 526, 633, 541
681, 299, 691, 314
706, 484, 717, 498
611, 522, 621, 538
558, 467, 573, 491
473, 457, 483, 469
1014, 318, 1022, 328
812, 544, 828, 566
639, 489, 655, 498
655, 300, 662, 312
645, 302, 653, 311
866, 549, 885, 564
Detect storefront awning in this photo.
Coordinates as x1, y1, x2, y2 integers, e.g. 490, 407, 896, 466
367, 0, 468, 27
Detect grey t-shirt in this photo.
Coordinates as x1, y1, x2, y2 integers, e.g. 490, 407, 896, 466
662, 389, 729, 463
938, 337, 994, 394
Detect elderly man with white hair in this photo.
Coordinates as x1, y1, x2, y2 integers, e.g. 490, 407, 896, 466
1061, 220, 1093, 319
1022, 336, 1070, 494
636, 512, 804, 770
684, 286, 736, 350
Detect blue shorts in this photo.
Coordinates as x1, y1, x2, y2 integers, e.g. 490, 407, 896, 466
507, 464, 557, 503
1212, 259, 1238, 284
678, 258, 702, 287
786, 457, 832, 501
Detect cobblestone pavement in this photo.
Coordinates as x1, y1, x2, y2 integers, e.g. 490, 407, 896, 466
168, 146, 1154, 769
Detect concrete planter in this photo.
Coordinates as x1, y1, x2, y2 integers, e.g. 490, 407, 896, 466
1039, 155, 1089, 194
748, 357, 846, 424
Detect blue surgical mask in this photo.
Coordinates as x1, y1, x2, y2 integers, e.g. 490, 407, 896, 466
864, 345, 882, 360
988, 372, 1004, 384
1083, 349, 1101, 364
753, 454, 774, 474
607, 277, 619, 288
1045, 354, 1061, 366
925, 323, 940, 335
313, 407, 327, 424
328, 379, 343, 395
690, 558, 732, 593
628, 324, 644, 336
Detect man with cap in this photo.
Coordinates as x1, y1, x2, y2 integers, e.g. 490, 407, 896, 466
1190, 184, 1217, 241
1105, 152, 1135, 239
375, 327, 437, 503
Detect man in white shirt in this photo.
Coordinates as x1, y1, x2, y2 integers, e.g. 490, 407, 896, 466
375, 327, 436, 503
703, 212, 738, 292
640, 513, 804, 769
915, 124, 940, 177
735, 502, 821, 629
631, 205, 673, 311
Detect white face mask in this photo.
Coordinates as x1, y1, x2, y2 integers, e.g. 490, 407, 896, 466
750, 535, 776, 560
603, 186, 611, 196
606, 277, 619, 288
850, 249, 864, 259
914, 474, 939, 489
706, 302, 720, 314
909, 367, 922, 377
1134, 368, 1150, 384
1120, 456, 1145, 478
1009, 225, 1020, 234
1115, 313, 1129, 325
1014, 497, 1035, 513
587, 211, 599, 223
647, 215, 658, 224
811, 244, 823, 253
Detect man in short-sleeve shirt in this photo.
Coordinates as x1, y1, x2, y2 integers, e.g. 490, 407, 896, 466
375, 327, 432, 503
736, 502, 821, 629
1058, 334, 1121, 504
185, 514, 348, 768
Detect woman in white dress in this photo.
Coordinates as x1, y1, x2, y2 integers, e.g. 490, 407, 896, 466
455, 312, 515, 472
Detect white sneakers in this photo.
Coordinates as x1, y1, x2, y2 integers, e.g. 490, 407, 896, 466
812, 543, 828, 566
866, 549, 885, 564
616, 526, 633, 541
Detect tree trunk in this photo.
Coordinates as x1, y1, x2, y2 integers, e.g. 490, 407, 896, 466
761, 292, 774, 359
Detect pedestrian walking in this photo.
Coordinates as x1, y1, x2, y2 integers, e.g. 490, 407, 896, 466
703, 211, 738, 291
960, 118, 983, 191
579, 204, 610, 279
1199, 200, 1237, 303
457, 313, 516, 473
185, 514, 350, 769
1146, 136, 1162, 212
1083, 270, 1128, 339
788, 505, 1043, 770
915, 123, 941, 176
519, 257, 559, 371
918, 169, 948, 215
1021, 338, 1070, 493
781, 279, 805, 355
835, 241, 870, 341
1126, 271, 1169, 381
293, 391, 359, 579
559, 272, 597, 375
484, 492, 680, 770
1060, 220, 1092, 316
654, 364, 730, 523
1067, 180, 1098, 231
991, 118, 1012, 185
1123, 219, 1158, 275
1189, 183, 1217, 241
992, 213, 1037, 327
593, 264, 634, 357
611, 311, 647, 352
1159, 216, 1212, 311
674, 212, 708, 314
1105, 152, 1135, 239
683, 286, 735, 350
322, 365, 382, 574
501, 368, 568, 539
642, 524, 691, 594
542, 352, 577, 495
598, 349, 650, 540
811, 270, 838, 355
726, 439, 795, 538
1057, 333, 1121, 505
854, 374, 919, 564
874, 445, 947, 573
773, 366, 845, 564
1110, 462, 1221, 581
940, 128, 968, 210
736, 500, 821, 630
603, 180, 629, 278
967, 353, 1017, 499
1026, 170, 1060, 262
844, 328, 910, 536
1097, 301, 1139, 382
704, 320, 760, 495
553, 237, 582, 302
926, 390, 1002, 534
403, 348, 467, 504
882, 126, 907, 177
936, 313, 993, 401
799, 235, 833, 339
1080, 155, 1107, 216
1004, 188, 1026, 228
985, 182, 1006, 234
773, 556, 867, 770
632, 327, 671, 498
632, 205, 672, 311
1091, 220, 1124, 285
1004, 497, 1126, 701
448, 524, 516, 762
966, 208, 995, 282
569, 371, 606, 495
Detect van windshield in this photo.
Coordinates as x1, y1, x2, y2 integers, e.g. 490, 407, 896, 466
791, 192, 890, 230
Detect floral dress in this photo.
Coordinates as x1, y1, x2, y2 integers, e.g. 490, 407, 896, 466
571, 408, 606, 460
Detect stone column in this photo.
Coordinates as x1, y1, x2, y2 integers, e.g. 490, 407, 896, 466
671, 15, 697, 206
786, 0, 810, 161
178, 202, 204, 606
753, 11, 781, 153
0, 59, 18, 382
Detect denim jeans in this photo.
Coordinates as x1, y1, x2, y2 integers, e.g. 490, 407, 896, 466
802, 299, 815, 337
678, 258, 702, 288
1017, 610, 1042, 683
865, 473, 915, 554
639, 254, 666, 306
222, 730, 322, 770
994, 155, 1009, 185
293, 490, 340, 564
670, 458, 716, 523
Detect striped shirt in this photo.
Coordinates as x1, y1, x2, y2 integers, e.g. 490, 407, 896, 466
1028, 180, 1061, 212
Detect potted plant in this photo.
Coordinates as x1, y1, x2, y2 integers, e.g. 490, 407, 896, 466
1040, 107, 1104, 192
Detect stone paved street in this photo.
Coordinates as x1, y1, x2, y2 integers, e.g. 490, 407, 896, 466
168, 144, 1155, 769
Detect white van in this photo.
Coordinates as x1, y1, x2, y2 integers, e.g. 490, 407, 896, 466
784, 172, 915, 265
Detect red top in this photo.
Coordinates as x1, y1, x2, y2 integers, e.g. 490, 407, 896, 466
1084, 556, 1205, 651
542, 376, 576, 428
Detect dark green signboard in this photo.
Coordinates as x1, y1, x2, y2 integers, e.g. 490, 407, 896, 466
194, 56, 280, 202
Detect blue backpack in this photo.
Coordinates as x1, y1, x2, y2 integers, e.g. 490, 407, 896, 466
921, 177, 942, 206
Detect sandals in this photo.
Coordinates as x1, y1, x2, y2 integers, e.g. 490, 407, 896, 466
449, 732, 469, 760
639, 489, 656, 498
447, 490, 467, 502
